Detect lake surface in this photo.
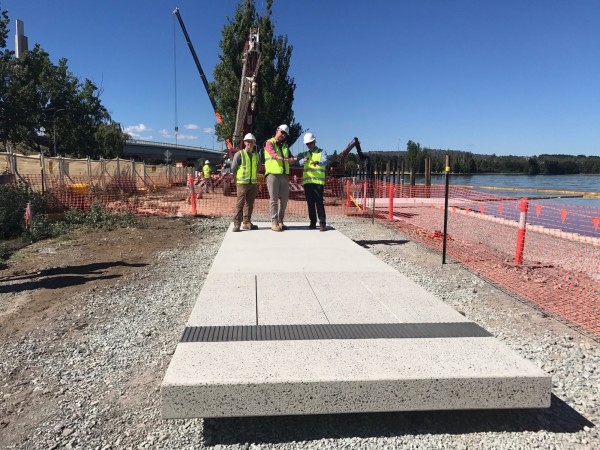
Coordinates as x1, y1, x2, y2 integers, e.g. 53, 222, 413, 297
387, 174, 600, 236
412, 174, 600, 207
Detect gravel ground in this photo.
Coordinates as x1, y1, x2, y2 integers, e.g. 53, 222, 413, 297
1, 215, 598, 449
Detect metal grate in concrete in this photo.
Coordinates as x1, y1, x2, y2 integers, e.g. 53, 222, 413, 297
180, 322, 492, 342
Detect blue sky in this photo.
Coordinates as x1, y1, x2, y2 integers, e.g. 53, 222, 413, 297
3, 0, 599, 156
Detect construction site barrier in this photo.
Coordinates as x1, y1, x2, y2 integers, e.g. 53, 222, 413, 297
3, 155, 599, 336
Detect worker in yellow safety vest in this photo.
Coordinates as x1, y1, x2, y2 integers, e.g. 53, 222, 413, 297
202, 160, 212, 193
297, 132, 328, 231
230, 133, 259, 232
264, 124, 295, 231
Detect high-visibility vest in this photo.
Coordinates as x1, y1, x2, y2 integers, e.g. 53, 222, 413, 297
203, 164, 211, 178
302, 148, 326, 185
235, 150, 258, 184
264, 137, 289, 175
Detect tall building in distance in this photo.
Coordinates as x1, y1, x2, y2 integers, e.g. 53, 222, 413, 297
15, 19, 28, 58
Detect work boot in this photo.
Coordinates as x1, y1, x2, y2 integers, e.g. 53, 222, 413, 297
242, 222, 258, 230
271, 223, 282, 232
307, 223, 317, 230
278, 222, 288, 231
320, 225, 327, 232
232, 224, 241, 232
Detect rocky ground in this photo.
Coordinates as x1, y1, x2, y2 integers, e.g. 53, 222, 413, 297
0, 215, 598, 449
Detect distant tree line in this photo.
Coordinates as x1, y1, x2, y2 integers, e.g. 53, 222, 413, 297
326, 140, 600, 176
0, 3, 127, 158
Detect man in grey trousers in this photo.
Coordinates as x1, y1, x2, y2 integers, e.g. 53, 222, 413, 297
263, 124, 295, 231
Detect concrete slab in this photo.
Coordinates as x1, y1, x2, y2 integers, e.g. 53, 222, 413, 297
162, 222, 551, 418
162, 338, 550, 418
209, 222, 396, 273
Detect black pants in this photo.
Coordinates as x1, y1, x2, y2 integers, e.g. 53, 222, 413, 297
303, 183, 326, 226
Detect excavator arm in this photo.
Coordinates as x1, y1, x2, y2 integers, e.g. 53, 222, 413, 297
335, 137, 370, 176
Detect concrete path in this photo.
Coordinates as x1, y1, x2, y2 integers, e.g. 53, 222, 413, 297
161, 222, 550, 418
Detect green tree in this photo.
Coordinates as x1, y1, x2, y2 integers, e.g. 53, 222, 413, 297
526, 157, 539, 175
210, 0, 302, 148
405, 140, 422, 173
95, 121, 127, 158
0, 3, 125, 156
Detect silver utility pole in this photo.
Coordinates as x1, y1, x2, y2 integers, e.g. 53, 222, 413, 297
15, 20, 29, 58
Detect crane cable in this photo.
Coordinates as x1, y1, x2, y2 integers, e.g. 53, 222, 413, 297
173, 14, 179, 146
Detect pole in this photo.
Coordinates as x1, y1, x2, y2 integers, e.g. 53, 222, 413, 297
388, 183, 394, 221
442, 155, 451, 264
371, 166, 376, 224
514, 198, 529, 265
52, 108, 65, 157
345, 180, 352, 207
39, 152, 45, 196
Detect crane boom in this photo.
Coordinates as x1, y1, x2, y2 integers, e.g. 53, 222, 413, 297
173, 7, 233, 150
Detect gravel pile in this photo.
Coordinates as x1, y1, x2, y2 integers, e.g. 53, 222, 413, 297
1, 216, 598, 449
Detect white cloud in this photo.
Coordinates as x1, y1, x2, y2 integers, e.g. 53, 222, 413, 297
124, 123, 150, 134
159, 129, 172, 138
177, 134, 198, 140
184, 124, 214, 133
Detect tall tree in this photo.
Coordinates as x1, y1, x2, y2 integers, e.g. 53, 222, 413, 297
405, 140, 422, 173
210, 0, 302, 148
0, 3, 124, 156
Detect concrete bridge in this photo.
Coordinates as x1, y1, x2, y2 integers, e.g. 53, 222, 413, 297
123, 139, 223, 165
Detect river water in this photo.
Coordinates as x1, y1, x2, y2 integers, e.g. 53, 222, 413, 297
399, 174, 600, 237
413, 174, 600, 207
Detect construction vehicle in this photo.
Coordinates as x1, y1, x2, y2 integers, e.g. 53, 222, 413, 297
173, 8, 233, 152
173, 7, 262, 195
324, 137, 371, 200
331, 137, 369, 177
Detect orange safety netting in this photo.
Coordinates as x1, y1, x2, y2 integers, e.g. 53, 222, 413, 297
13, 174, 600, 336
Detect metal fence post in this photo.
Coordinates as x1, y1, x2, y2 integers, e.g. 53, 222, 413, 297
442, 155, 451, 265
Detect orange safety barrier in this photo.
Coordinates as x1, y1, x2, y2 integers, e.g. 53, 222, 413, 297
10, 174, 600, 336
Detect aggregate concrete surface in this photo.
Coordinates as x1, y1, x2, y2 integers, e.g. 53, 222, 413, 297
163, 222, 550, 418
0, 215, 598, 449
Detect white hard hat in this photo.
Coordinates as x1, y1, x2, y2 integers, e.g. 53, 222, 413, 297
205, 160, 210, 164
243, 133, 256, 142
303, 132, 316, 144
277, 124, 290, 134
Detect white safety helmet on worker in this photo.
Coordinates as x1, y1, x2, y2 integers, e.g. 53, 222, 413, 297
303, 132, 316, 144
277, 124, 290, 135
205, 160, 210, 164
243, 133, 256, 142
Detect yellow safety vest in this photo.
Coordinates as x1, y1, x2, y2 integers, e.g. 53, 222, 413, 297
235, 150, 258, 184
302, 148, 325, 185
264, 137, 289, 175
203, 164, 211, 178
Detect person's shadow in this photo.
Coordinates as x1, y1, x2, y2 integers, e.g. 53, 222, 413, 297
201, 395, 593, 446
0, 261, 147, 293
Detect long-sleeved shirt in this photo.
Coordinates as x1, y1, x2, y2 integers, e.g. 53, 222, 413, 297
231, 150, 258, 176
297, 148, 328, 167
264, 139, 293, 160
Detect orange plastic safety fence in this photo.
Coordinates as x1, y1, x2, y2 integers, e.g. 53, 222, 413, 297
368, 180, 599, 336
14, 174, 600, 335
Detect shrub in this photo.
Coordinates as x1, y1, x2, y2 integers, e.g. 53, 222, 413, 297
0, 182, 45, 239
